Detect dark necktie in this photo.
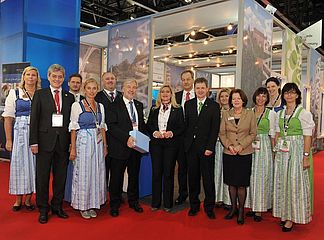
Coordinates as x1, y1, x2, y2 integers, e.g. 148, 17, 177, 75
129, 101, 136, 123
163, 104, 168, 112
54, 90, 60, 113
110, 92, 115, 102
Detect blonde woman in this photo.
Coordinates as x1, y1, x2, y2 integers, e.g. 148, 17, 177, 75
2, 66, 41, 211
147, 84, 185, 212
69, 78, 108, 219
215, 88, 231, 209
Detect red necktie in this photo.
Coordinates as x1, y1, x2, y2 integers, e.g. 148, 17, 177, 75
54, 90, 60, 113
185, 92, 190, 102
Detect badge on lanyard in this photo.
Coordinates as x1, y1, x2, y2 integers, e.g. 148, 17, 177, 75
52, 113, 63, 127
252, 138, 261, 150
279, 139, 290, 152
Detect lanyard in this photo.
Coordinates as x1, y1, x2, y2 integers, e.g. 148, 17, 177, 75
22, 88, 33, 102
283, 105, 298, 132
84, 99, 99, 128
255, 107, 266, 126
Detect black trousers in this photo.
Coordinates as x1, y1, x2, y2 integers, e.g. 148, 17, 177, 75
186, 142, 215, 211
36, 140, 69, 214
105, 155, 111, 190
176, 141, 188, 199
150, 142, 178, 209
109, 150, 141, 209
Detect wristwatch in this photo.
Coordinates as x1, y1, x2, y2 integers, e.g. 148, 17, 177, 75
303, 152, 310, 157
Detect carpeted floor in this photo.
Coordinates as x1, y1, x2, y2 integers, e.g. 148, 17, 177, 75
0, 151, 323, 240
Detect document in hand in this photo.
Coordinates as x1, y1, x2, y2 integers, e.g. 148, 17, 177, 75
129, 130, 150, 153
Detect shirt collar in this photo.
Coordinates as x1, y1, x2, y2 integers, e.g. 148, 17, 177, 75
50, 85, 62, 93
197, 97, 207, 105
123, 96, 133, 104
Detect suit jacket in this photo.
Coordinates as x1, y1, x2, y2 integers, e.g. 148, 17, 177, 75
29, 88, 75, 152
175, 91, 184, 105
184, 97, 220, 153
147, 106, 185, 146
107, 98, 146, 160
95, 90, 122, 123
219, 108, 257, 155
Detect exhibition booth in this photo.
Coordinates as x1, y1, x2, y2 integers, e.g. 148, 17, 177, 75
0, 0, 324, 197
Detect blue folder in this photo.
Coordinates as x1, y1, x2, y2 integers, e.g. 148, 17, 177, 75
129, 130, 150, 153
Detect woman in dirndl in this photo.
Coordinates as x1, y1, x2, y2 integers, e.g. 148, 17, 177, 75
247, 87, 276, 222
273, 82, 314, 232
214, 88, 231, 209
69, 78, 108, 219
2, 66, 41, 211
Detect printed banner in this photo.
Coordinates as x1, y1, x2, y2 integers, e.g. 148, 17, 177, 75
108, 18, 151, 108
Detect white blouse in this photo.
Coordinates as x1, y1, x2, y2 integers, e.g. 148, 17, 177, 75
268, 109, 277, 137
69, 102, 107, 131
158, 104, 171, 131
275, 105, 315, 136
2, 88, 30, 118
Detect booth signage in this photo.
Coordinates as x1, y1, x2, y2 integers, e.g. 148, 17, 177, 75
2, 62, 30, 83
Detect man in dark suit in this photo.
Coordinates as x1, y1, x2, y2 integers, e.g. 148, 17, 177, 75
68, 73, 84, 102
95, 72, 123, 187
30, 64, 75, 224
174, 70, 195, 205
107, 79, 146, 217
184, 77, 220, 219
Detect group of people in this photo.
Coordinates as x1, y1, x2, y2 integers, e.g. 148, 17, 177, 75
3, 65, 314, 232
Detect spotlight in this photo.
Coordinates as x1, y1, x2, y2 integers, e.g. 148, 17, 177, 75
189, 53, 193, 58
243, 35, 248, 40
137, 50, 141, 55
178, 60, 182, 64
207, 58, 211, 62
164, 57, 169, 61
185, 0, 192, 3
228, 48, 233, 54
216, 63, 221, 67
203, 40, 208, 45
227, 23, 233, 31
167, 45, 171, 51
115, 44, 120, 49
190, 30, 196, 36
143, 38, 148, 44
190, 66, 194, 71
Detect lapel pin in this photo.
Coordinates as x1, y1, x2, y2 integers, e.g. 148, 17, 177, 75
64, 93, 67, 97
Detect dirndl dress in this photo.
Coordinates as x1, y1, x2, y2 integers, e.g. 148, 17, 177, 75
69, 101, 107, 211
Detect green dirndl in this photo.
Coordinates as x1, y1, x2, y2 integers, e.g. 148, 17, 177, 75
272, 107, 313, 224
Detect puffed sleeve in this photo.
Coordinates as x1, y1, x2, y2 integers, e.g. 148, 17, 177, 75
268, 109, 277, 137
69, 102, 82, 131
2, 89, 17, 118
299, 109, 315, 136
275, 109, 282, 133
99, 103, 107, 130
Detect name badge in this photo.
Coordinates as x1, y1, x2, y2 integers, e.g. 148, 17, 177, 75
252, 140, 261, 150
97, 129, 102, 144
279, 139, 290, 152
228, 116, 234, 121
52, 113, 63, 127
27, 116, 30, 125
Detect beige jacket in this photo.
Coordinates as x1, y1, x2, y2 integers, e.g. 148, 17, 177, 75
219, 108, 257, 155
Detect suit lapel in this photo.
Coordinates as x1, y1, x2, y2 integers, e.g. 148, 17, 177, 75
237, 108, 247, 127
46, 88, 56, 113
61, 90, 67, 113
166, 107, 176, 130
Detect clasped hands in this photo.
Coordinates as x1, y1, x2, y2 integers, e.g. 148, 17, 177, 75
152, 131, 173, 139
228, 144, 243, 155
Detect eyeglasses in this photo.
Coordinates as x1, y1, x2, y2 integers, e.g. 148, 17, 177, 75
284, 91, 297, 95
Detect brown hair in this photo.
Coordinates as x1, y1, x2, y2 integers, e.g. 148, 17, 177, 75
229, 89, 248, 108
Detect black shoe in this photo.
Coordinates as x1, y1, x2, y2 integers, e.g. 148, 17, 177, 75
129, 203, 143, 213
188, 208, 199, 216
215, 202, 224, 208
175, 196, 187, 206
280, 221, 285, 226
25, 204, 35, 211
282, 224, 293, 232
38, 213, 48, 224
206, 210, 216, 219
224, 209, 238, 220
12, 204, 22, 212
253, 215, 262, 222
51, 208, 69, 219
237, 209, 244, 225
223, 204, 231, 211
110, 209, 119, 217
245, 211, 255, 217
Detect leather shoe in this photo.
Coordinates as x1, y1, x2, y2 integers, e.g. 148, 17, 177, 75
25, 204, 35, 211
110, 209, 119, 217
52, 208, 69, 219
188, 208, 199, 216
282, 224, 293, 232
224, 209, 238, 220
12, 205, 22, 212
253, 215, 262, 222
206, 210, 216, 219
129, 203, 143, 213
175, 196, 187, 206
38, 213, 48, 224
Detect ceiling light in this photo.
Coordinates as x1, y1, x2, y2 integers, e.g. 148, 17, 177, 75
243, 35, 248, 40
190, 30, 196, 36
203, 40, 208, 45
190, 66, 194, 71
207, 58, 211, 62
164, 57, 169, 61
178, 61, 182, 64
137, 50, 141, 54
185, 0, 192, 3
189, 53, 193, 58
216, 63, 221, 67
143, 38, 147, 44
227, 23, 233, 31
115, 44, 119, 49
167, 45, 171, 51
228, 48, 233, 54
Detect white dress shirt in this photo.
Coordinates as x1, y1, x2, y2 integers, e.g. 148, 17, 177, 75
123, 96, 139, 130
